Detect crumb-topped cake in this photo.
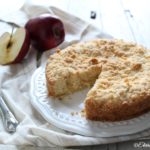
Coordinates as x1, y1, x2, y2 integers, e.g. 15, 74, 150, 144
45, 39, 150, 121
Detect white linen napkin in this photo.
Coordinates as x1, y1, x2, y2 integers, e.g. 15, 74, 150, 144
0, 2, 150, 147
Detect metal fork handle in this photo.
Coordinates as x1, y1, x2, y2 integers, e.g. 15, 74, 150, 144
0, 96, 18, 133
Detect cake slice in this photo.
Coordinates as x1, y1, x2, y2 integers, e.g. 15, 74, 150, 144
46, 42, 103, 96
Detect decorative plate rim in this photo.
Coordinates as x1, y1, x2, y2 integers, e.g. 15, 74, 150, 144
30, 66, 150, 137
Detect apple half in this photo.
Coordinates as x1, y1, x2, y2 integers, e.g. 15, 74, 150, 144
0, 27, 30, 65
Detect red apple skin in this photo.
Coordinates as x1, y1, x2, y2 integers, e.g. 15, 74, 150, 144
25, 16, 65, 51
12, 29, 30, 64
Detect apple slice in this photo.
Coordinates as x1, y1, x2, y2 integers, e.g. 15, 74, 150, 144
0, 27, 30, 65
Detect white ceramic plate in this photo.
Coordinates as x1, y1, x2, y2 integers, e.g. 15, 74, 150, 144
30, 67, 150, 137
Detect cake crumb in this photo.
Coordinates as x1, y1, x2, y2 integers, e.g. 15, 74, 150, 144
70, 111, 79, 116
56, 49, 61, 53
132, 63, 142, 71
58, 96, 65, 100
71, 112, 75, 116
90, 58, 98, 65
80, 109, 85, 117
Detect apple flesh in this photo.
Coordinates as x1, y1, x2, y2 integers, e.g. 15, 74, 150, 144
0, 28, 30, 65
25, 16, 65, 51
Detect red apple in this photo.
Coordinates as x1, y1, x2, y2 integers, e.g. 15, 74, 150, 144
25, 15, 65, 51
0, 27, 30, 65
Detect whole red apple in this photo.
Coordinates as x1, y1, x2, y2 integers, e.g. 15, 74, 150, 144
0, 27, 30, 65
25, 15, 65, 51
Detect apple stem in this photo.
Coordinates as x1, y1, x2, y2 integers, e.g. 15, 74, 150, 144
37, 50, 43, 60
36, 50, 43, 67
7, 26, 14, 48
0, 19, 20, 28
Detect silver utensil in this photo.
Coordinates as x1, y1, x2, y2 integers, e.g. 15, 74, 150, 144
0, 20, 19, 133
0, 96, 18, 133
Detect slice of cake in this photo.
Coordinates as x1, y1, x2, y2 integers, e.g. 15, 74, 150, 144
45, 39, 150, 121
45, 41, 103, 96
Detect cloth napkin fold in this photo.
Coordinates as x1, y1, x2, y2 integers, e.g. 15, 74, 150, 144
0, 2, 149, 147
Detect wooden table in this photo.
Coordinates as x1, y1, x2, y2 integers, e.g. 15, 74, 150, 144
29, 0, 150, 48
0, 0, 150, 149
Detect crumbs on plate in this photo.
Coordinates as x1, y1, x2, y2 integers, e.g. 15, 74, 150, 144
70, 109, 85, 117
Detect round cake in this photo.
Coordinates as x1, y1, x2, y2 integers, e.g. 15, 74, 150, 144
45, 39, 150, 121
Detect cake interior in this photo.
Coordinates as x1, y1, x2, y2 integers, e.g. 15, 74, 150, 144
46, 45, 103, 96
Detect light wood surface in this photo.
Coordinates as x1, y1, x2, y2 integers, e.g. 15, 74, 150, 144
30, 0, 150, 47
0, 0, 150, 149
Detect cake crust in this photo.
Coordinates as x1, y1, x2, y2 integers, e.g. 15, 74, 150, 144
85, 96, 150, 121
45, 39, 150, 121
